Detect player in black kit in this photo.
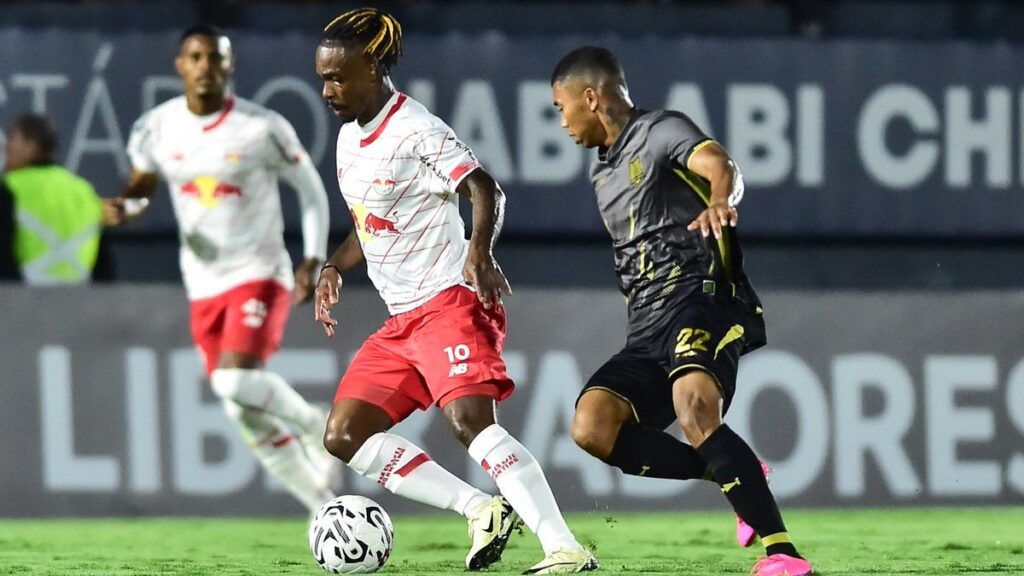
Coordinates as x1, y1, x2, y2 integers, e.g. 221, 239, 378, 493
550, 46, 813, 576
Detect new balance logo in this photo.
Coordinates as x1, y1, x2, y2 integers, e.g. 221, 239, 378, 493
722, 477, 742, 493
448, 363, 468, 377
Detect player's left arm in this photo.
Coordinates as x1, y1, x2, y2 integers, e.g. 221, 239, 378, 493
456, 169, 512, 310
269, 114, 330, 305
685, 142, 743, 239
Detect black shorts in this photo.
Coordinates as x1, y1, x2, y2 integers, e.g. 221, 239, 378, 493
579, 289, 763, 430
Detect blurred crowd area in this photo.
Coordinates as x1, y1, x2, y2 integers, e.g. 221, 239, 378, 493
3, 0, 1024, 42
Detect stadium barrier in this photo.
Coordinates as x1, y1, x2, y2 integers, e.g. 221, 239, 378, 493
1, 285, 1021, 516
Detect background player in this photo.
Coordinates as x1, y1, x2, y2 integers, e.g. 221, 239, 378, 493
103, 25, 336, 514
312, 8, 597, 574
550, 46, 813, 576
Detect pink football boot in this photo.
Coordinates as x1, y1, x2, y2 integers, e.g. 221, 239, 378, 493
751, 554, 813, 576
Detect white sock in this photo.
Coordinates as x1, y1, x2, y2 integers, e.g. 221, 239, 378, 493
211, 368, 323, 435
349, 432, 491, 515
223, 400, 334, 512
468, 424, 583, 555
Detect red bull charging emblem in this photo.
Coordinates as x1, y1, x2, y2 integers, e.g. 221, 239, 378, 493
179, 175, 242, 209
350, 204, 401, 242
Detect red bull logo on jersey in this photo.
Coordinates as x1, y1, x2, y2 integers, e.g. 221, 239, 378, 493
372, 169, 397, 196
179, 175, 242, 209
350, 204, 402, 243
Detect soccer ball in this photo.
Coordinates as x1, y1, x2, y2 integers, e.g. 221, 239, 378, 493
309, 495, 394, 574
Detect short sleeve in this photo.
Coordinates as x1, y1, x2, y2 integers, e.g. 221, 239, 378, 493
265, 112, 309, 169
413, 122, 480, 194
126, 113, 158, 173
649, 113, 713, 170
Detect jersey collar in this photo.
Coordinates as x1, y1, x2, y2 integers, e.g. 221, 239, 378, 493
598, 108, 642, 163
359, 91, 406, 147
185, 94, 236, 132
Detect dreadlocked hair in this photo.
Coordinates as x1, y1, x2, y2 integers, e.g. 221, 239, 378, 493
322, 8, 403, 74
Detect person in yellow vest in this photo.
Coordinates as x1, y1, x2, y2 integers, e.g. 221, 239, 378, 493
1, 113, 108, 284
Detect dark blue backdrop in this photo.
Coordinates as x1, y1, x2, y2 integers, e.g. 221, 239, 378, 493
2, 29, 1022, 238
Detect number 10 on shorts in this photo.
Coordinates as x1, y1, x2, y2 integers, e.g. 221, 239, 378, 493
444, 344, 471, 377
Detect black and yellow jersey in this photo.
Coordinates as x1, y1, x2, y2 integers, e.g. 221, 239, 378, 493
591, 108, 763, 347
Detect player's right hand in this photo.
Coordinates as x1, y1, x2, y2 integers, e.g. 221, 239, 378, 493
102, 198, 127, 227
314, 266, 342, 338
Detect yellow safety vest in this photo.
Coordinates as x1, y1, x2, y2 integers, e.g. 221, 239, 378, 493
4, 165, 102, 285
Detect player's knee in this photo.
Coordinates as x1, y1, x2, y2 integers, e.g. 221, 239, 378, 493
441, 395, 496, 447
571, 409, 615, 459
210, 368, 247, 402
322, 417, 365, 463
673, 375, 722, 445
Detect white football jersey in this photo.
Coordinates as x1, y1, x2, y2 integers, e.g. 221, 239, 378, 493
128, 95, 309, 300
335, 92, 480, 314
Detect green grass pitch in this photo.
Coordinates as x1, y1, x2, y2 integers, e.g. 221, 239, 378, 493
2, 508, 1022, 575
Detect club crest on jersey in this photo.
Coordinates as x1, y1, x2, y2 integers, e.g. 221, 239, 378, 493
372, 169, 397, 196
628, 156, 645, 186
179, 175, 242, 209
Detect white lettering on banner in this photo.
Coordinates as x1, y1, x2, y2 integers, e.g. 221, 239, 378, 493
731, 350, 829, 498
832, 354, 920, 497
141, 76, 180, 113
169, 348, 257, 494
945, 87, 1012, 188
664, 83, 714, 137
39, 346, 120, 491
925, 355, 1000, 496
126, 347, 161, 493
858, 84, 940, 189
519, 81, 583, 184
728, 85, 793, 186
1020, 89, 1024, 187
11, 74, 69, 114
1005, 357, 1024, 493
66, 44, 129, 176
797, 85, 825, 186
451, 80, 514, 181
521, 351, 614, 496
29, 343, 1024, 502
253, 77, 328, 164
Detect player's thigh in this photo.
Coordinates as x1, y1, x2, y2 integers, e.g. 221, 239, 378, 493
189, 293, 228, 375
572, 388, 635, 458
412, 286, 515, 408
220, 279, 292, 364
335, 335, 428, 426
664, 292, 743, 417
578, 351, 676, 436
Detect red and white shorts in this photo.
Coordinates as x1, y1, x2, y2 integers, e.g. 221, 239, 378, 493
189, 279, 292, 375
335, 285, 515, 423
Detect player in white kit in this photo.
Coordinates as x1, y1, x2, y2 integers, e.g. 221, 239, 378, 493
311, 8, 598, 574
102, 25, 336, 513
